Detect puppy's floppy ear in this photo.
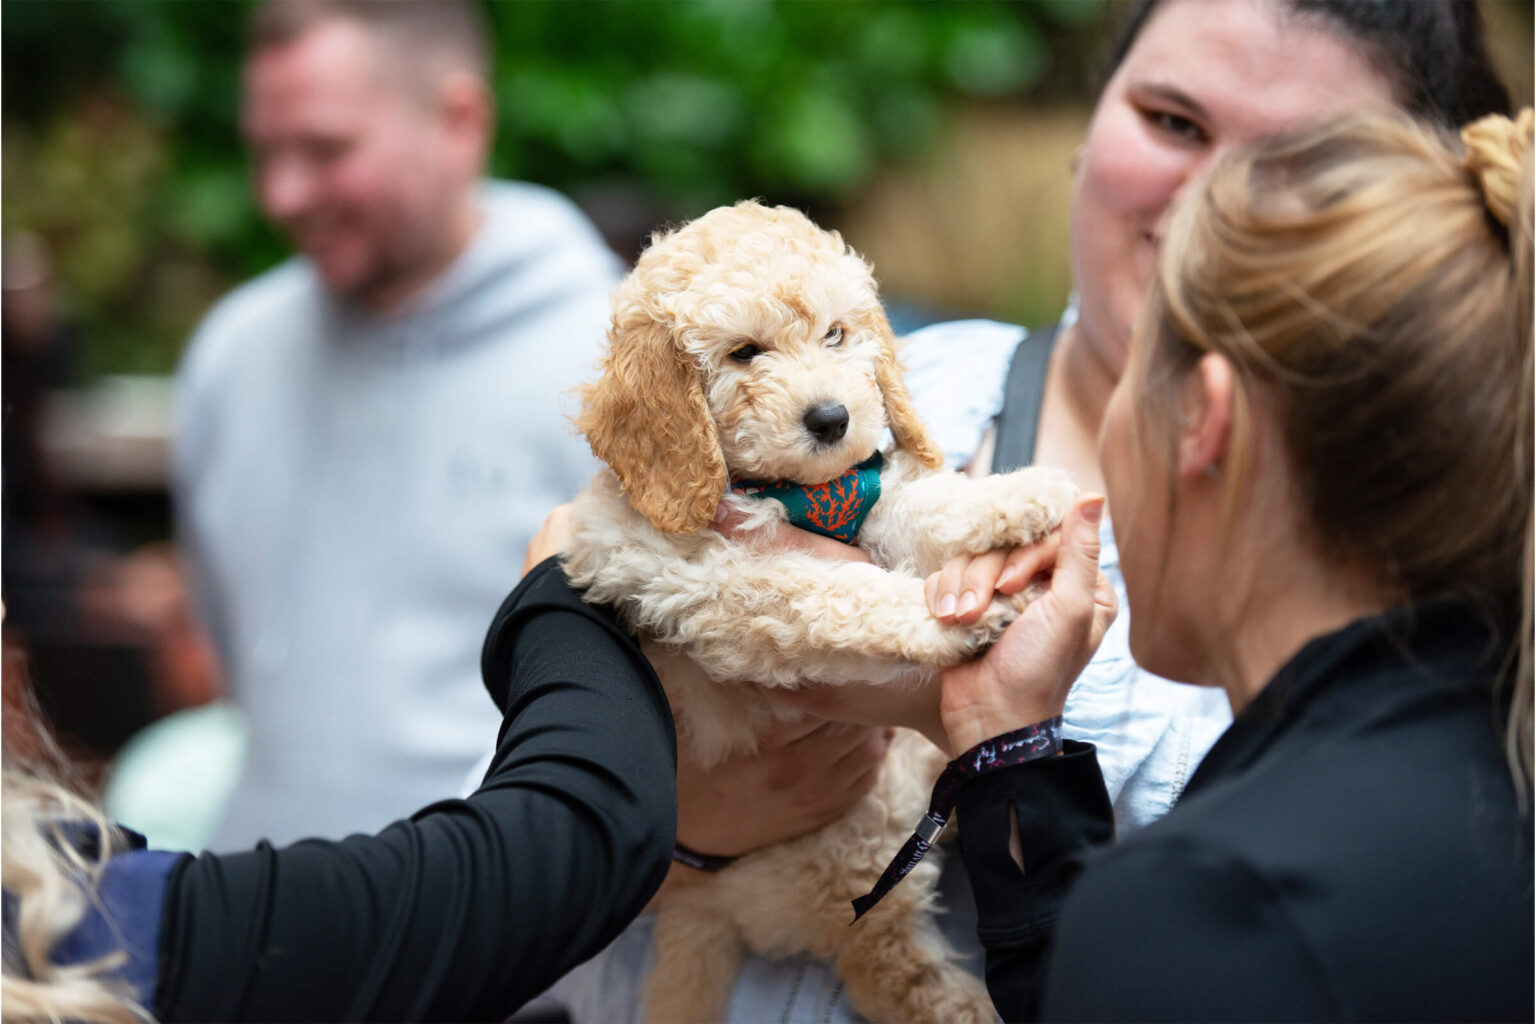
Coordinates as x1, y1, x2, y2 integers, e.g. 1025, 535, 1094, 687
577, 310, 727, 533
873, 314, 944, 470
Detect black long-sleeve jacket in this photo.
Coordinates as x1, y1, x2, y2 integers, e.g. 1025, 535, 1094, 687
956, 599, 1534, 1022
155, 558, 676, 1021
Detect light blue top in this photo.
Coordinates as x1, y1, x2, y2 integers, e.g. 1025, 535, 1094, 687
174, 180, 621, 850
900, 319, 1231, 827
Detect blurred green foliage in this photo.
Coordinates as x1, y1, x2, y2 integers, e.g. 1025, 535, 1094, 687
2, 0, 1105, 377
485, 0, 1102, 209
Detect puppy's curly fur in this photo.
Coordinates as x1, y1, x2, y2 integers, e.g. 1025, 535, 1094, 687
564, 202, 1075, 1023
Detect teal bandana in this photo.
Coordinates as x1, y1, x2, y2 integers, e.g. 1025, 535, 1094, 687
731, 452, 883, 544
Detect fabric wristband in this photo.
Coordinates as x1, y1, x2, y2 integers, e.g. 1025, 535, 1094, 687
850, 715, 1063, 922
672, 841, 738, 872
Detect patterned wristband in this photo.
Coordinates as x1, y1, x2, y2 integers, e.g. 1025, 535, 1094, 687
850, 716, 1063, 921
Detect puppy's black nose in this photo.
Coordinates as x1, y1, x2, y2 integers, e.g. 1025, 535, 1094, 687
803, 402, 849, 445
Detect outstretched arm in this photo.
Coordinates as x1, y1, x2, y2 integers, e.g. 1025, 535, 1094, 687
157, 560, 677, 1023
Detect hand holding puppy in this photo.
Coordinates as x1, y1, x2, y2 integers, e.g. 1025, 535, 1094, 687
939, 496, 1117, 752
735, 497, 1113, 757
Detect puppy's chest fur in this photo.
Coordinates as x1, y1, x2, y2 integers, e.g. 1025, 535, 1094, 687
564, 444, 1077, 762
565, 448, 903, 758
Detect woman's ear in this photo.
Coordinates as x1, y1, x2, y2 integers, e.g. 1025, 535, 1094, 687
576, 313, 726, 533
873, 315, 943, 470
1178, 352, 1235, 480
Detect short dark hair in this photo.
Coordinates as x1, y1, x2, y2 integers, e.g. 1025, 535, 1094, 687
249, 0, 492, 84
1099, 0, 1511, 128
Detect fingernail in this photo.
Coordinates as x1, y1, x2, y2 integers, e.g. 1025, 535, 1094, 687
712, 502, 730, 524
1081, 496, 1105, 525
997, 564, 1020, 588
936, 593, 957, 617
956, 591, 979, 617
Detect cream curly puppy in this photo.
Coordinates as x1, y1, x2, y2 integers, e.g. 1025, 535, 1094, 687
563, 201, 1075, 1024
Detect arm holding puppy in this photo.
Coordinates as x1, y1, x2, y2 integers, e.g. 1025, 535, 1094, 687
522, 505, 894, 899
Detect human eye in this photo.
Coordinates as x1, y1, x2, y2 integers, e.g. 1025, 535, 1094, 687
1144, 108, 1207, 144
304, 135, 353, 165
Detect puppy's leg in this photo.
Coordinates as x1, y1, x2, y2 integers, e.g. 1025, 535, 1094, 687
834, 897, 998, 1024
645, 899, 745, 1024
862, 465, 1078, 575
647, 558, 1015, 686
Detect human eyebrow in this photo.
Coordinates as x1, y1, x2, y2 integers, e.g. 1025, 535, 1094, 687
1132, 81, 1214, 124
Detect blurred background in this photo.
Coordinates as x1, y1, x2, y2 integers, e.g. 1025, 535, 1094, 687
2, 0, 1532, 803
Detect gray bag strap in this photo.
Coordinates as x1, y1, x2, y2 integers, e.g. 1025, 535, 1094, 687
990, 322, 1060, 473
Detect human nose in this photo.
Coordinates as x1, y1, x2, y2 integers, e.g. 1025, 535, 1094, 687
256, 153, 315, 224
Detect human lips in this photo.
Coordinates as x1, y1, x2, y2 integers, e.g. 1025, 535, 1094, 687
295, 222, 348, 258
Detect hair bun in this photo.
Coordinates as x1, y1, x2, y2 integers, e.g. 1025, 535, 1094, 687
1462, 108, 1533, 227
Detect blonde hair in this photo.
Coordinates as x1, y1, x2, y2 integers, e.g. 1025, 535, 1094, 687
1, 680, 149, 1024
1142, 109, 1534, 790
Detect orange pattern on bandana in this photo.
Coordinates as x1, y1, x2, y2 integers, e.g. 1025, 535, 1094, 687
731, 453, 883, 543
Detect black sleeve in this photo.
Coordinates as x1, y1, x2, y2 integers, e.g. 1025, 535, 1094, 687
1041, 836, 1338, 1022
155, 558, 677, 1023
953, 740, 1114, 1023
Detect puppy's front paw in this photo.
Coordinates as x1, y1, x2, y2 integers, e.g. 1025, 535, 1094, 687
990, 466, 1079, 548
959, 578, 1053, 655
950, 592, 1016, 656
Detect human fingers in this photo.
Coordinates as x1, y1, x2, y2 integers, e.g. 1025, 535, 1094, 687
937, 496, 1114, 752
1089, 561, 1119, 655
713, 503, 872, 563
711, 502, 751, 534
831, 725, 894, 779
830, 728, 894, 803
751, 678, 945, 741
795, 724, 892, 810
1050, 495, 1107, 613
755, 522, 873, 563
953, 551, 1011, 624
754, 711, 836, 748
925, 532, 1065, 625
926, 550, 1007, 624
789, 719, 893, 769
675, 721, 889, 859
673, 723, 840, 857
753, 684, 860, 723
995, 531, 1063, 595
520, 504, 573, 576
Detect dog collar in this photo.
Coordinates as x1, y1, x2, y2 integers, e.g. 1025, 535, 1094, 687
731, 452, 883, 544
672, 842, 737, 872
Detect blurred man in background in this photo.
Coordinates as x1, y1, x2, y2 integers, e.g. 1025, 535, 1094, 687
174, 0, 621, 849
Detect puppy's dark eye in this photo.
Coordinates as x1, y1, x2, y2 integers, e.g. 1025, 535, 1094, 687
824, 324, 844, 347
729, 343, 762, 363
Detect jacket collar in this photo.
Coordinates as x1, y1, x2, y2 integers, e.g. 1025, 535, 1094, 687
1184, 596, 1510, 799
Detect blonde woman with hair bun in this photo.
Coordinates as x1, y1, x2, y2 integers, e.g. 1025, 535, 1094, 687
859, 107, 1535, 1021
